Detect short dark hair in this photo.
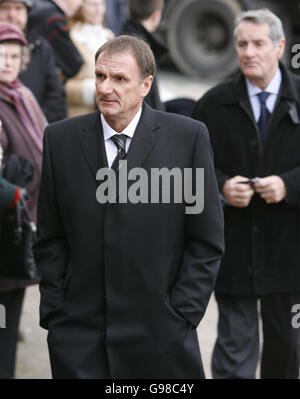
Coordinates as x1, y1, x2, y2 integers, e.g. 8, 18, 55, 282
95, 35, 156, 79
128, 0, 164, 21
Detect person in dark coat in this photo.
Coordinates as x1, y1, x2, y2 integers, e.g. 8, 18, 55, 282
21, 29, 67, 122
27, 0, 83, 82
192, 8, 300, 379
0, 0, 67, 123
121, 0, 167, 111
121, 0, 195, 116
34, 35, 224, 379
105, 0, 127, 36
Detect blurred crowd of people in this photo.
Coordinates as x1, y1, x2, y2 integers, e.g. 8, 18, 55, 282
0, 0, 299, 380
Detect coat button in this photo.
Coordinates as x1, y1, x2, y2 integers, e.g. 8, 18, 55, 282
253, 225, 259, 233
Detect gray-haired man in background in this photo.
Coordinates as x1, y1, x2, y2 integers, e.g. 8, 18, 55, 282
192, 9, 300, 378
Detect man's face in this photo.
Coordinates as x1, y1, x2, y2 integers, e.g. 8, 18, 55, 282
95, 50, 152, 131
0, 42, 22, 84
0, 1, 27, 31
235, 21, 285, 88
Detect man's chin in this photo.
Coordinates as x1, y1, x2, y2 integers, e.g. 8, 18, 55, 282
244, 69, 261, 80
242, 64, 259, 75
99, 105, 118, 116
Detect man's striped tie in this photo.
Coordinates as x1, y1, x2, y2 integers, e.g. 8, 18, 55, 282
111, 134, 127, 172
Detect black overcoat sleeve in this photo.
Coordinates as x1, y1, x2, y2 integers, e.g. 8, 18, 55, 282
33, 127, 68, 329
170, 124, 225, 328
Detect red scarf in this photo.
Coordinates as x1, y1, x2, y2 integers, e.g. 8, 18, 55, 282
0, 80, 47, 153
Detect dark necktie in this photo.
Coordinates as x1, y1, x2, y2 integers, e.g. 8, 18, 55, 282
111, 134, 127, 172
257, 91, 271, 142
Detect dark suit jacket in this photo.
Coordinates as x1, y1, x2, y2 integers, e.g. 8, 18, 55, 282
192, 63, 300, 295
20, 32, 67, 123
34, 103, 224, 378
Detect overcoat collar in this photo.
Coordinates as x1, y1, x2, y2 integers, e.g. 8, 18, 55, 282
219, 63, 300, 130
78, 110, 106, 179
125, 103, 160, 172
219, 62, 300, 105
78, 103, 161, 179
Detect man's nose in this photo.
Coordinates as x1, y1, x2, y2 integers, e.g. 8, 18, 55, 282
244, 43, 256, 57
98, 78, 113, 94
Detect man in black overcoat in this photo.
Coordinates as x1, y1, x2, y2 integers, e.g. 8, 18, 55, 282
34, 35, 224, 379
192, 8, 300, 379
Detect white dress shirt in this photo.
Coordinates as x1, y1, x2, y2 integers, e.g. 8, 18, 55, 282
101, 107, 142, 168
246, 68, 282, 122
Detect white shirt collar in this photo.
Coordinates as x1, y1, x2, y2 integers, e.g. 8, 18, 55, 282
246, 67, 282, 97
101, 107, 142, 142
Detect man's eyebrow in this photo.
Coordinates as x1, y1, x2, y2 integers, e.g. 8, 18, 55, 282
95, 69, 130, 79
110, 70, 129, 78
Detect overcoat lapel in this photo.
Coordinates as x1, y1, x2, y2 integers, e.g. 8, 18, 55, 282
125, 103, 160, 171
267, 100, 291, 133
221, 74, 263, 153
78, 110, 108, 179
220, 65, 300, 152
220, 73, 257, 127
267, 66, 300, 133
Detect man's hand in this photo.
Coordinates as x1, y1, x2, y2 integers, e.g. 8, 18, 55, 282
222, 175, 255, 207
253, 175, 287, 204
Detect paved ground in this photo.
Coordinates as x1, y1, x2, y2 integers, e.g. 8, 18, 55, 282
16, 285, 51, 379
